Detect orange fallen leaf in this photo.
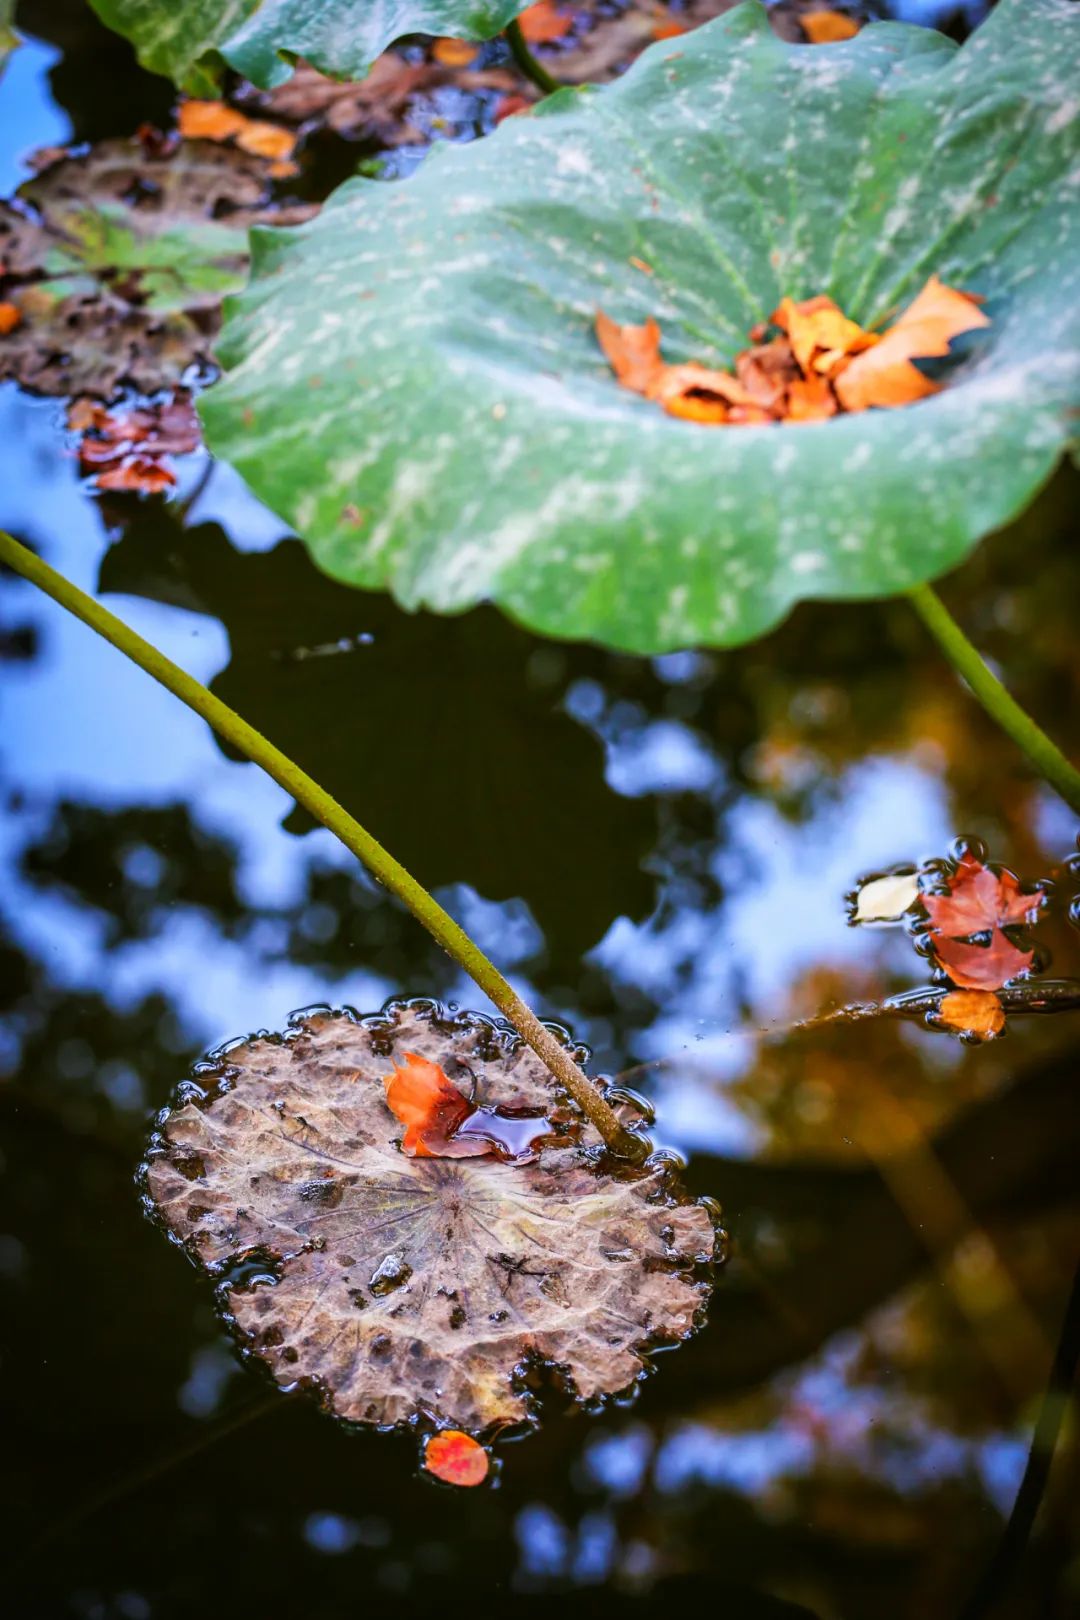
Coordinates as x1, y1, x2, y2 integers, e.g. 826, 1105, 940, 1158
383, 1052, 485, 1158
433, 37, 480, 67
178, 99, 297, 165
424, 1430, 489, 1487
518, 1, 574, 44
937, 989, 1005, 1038
596, 311, 755, 423
835, 274, 989, 411
771, 294, 878, 376
802, 9, 862, 44
595, 309, 664, 396
735, 338, 800, 410
786, 371, 838, 422
0, 300, 22, 335
383, 1051, 554, 1162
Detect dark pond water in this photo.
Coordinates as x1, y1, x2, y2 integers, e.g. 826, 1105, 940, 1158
1, 3, 1076, 1618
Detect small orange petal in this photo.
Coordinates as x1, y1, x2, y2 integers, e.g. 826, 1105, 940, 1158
802, 10, 861, 44
424, 1430, 489, 1486
433, 37, 480, 66
518, 0, 573, 44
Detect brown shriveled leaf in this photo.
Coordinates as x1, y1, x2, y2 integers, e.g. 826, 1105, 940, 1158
595, 309, 756, 425
936, 989, 1006, 1040
770, 293, 877, 377
835, 274, 989, 412
144, 1001, 716, 1434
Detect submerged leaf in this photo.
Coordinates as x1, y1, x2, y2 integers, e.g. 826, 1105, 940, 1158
201, 0, 1080, 653
144, 1001, 716, 1433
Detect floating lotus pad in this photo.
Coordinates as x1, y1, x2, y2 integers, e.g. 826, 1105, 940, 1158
90, 0, 536, 94
200, 0, 1080, 653
144, 1001, 717, 1432
0, 138, 309, 400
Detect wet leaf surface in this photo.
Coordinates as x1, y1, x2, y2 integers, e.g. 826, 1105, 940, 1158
202, 0, 1080, 652
145, 1002, 715, 1433
0, 135, 310, 400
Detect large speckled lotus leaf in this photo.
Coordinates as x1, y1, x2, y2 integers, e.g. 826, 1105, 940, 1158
89, 0, 535, 94
0, 138, 311, 400
144, 1001, 716, 1433
200, 0, 1080, 655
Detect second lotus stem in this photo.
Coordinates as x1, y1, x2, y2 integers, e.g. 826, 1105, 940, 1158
505, 18, 563, 96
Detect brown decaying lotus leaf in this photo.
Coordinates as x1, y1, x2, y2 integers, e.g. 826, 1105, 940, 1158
144, 1001, 716, 1434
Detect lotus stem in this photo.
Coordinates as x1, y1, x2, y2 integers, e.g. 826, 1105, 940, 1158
907, 582, 1080, 819
505, 19, 563, 96
0, 531, 643, 1161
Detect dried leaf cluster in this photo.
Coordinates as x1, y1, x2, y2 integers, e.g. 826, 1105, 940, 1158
597, 275, 989, 426
68, 394, 200, 493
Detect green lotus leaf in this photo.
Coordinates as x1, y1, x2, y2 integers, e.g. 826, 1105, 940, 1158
202, 0, 1080, 655
89, 0, 533, 94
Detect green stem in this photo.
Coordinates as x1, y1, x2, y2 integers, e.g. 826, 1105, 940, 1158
505, 18, 563, 96
907, 583, 1080, 819
0, 530, 642, 1160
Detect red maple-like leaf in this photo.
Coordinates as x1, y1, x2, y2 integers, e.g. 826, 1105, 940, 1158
922, 853, 1045, 991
